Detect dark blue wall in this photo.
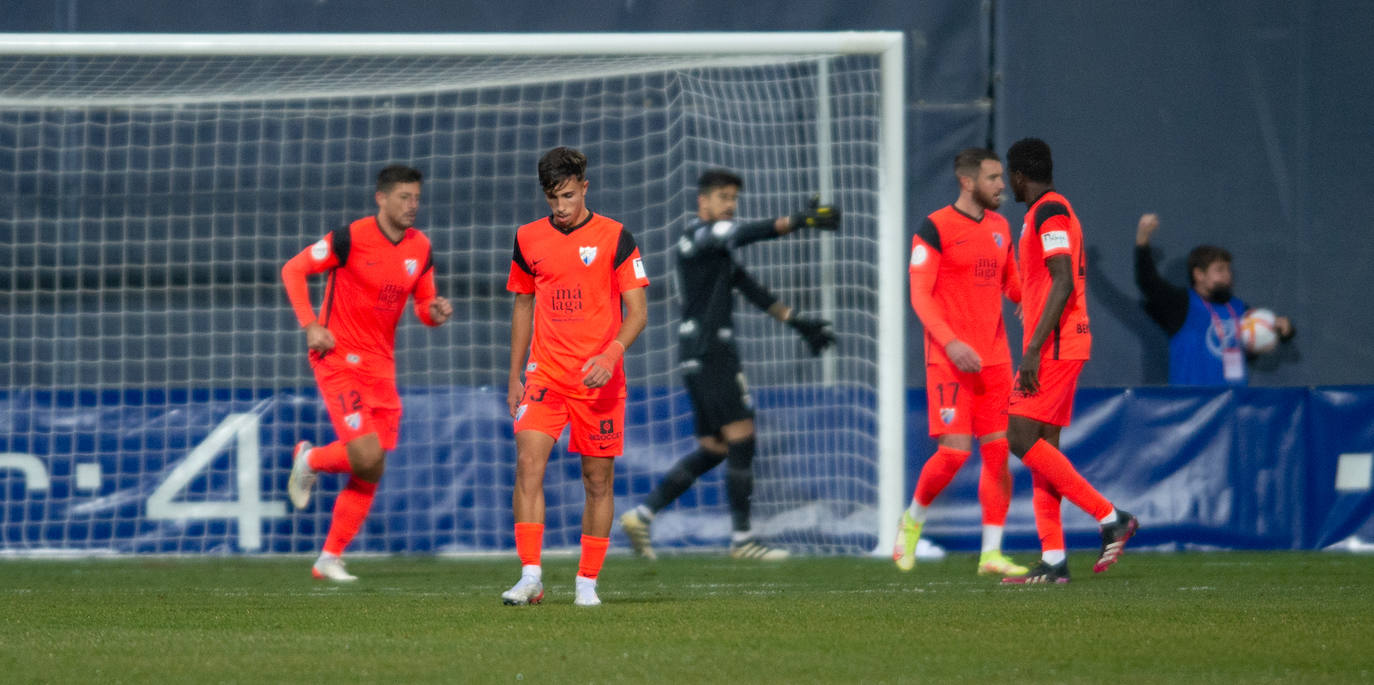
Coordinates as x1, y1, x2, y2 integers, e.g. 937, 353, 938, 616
6, 0, 1372, 386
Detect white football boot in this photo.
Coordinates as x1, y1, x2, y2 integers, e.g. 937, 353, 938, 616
311, 554, 358, 582
501, 571, 545, 606
287, 441, 318, 510
573, 575, 601, 607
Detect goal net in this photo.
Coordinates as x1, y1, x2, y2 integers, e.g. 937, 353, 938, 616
0, 33, 905, 556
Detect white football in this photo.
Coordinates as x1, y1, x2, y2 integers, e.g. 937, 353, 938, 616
1239, 308, 1278, 354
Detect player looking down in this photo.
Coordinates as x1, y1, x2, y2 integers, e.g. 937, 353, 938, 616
282, 164, 453, 582
620, 169, 838, 562
502, 147, 650, 607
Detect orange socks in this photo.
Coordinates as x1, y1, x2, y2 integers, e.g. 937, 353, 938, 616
515, 522, 544, 567
307, 441, 351, 473
978, 437, 1012, 526
322, 477, 377, 556
578, 534, 610, 580
1031, 471, 1065, 553
913, 445, 971, 506
1021, 439, 1114, 520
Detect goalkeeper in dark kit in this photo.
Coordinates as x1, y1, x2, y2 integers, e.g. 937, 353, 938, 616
620, 168, 839, 561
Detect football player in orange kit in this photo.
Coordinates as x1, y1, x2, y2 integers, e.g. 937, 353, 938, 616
501, 147, 650, 607
281, 165, 453, 582
893, 148, 1027, 577
999, 138, 1137, 584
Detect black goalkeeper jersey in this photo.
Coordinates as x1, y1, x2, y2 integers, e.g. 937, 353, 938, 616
674, 215, 781, 361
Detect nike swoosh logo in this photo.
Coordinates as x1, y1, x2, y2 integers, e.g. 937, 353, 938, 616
366, 260, 381, 266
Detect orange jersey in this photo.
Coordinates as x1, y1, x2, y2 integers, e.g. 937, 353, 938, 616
281, 216, 440, 379
507, 212, 649, 399
909, 206, 1020, 367
1017, 191, 1090, 361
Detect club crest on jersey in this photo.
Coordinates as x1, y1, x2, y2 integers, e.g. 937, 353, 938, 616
993, 232, 1004, 248
404, 258, 418, 275
939, 407, 956, 425
345, 412, 362, 430
578, 246, 597, 266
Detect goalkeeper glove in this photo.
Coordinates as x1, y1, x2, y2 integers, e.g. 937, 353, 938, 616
790, 196, 841, 231
787, 315, 836, 356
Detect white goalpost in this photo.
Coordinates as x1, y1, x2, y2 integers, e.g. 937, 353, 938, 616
0, 32, 905, 556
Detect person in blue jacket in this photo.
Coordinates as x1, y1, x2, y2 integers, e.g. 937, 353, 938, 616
1134, 213, 1294, 385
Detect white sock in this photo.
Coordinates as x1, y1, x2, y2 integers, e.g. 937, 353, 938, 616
1042, 549, 1066, 566
981, 525, 1004, 554
521, 564, 542, 581
906, 501, 929, 523
317, 551, 339, 563
634, 504, 654, 521
576, 574, 596, 588
731, 530, 752, 544
1098, 508, 1118, 525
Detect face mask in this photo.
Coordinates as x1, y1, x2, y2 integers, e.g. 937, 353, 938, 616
1208, 285, 1233, 304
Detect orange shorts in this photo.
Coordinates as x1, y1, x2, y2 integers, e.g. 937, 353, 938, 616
924, 362, 1012, 437
513, 383, 624, 457
312, 358, 402, 450
1008, 358, 1084, 427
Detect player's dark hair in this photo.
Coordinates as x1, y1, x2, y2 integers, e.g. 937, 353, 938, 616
1187, 245, 1233, 285
538, 146, 587, 193
376, 165, 423, 193
1006, 138, 1053, 183
954, 148, 999, 178
697, 169, 744, 195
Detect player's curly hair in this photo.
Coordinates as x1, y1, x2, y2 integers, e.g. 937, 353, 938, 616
376, 165, 423, 193
1006, 138, 1053, 183
697, 169, 744, 195
538, 146, 587, 193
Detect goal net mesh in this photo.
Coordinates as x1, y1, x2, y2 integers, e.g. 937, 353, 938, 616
0, 50, 886, 556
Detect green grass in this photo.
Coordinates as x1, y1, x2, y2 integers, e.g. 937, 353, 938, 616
2, 552, 1372, 683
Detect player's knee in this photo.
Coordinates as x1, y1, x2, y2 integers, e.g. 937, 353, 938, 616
697, 435, 727, 454
581, 469, 613, 500
346, 436, 386, 482
1006, 428, 1036, 458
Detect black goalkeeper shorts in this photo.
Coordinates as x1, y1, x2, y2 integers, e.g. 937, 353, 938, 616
681, 351, 755, 437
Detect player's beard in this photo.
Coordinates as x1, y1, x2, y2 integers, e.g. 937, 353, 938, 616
976, 188, 1002, 211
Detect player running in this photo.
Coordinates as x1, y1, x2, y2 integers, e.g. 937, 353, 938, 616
893, 148, 1027, 577
281, 165, 453, 582
999, 138, 1137, 584
619, 169, 838, 562
501, 147, 650, 607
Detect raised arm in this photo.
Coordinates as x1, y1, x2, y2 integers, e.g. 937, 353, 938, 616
1133, 213, 1189, 335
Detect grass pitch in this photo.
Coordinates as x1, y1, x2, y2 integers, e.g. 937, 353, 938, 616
2, 551, 1371, 683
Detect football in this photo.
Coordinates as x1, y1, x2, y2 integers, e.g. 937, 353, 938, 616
1239, 308, 1279, 354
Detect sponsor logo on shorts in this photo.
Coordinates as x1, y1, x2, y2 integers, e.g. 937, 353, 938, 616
588, 419, 622, 444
